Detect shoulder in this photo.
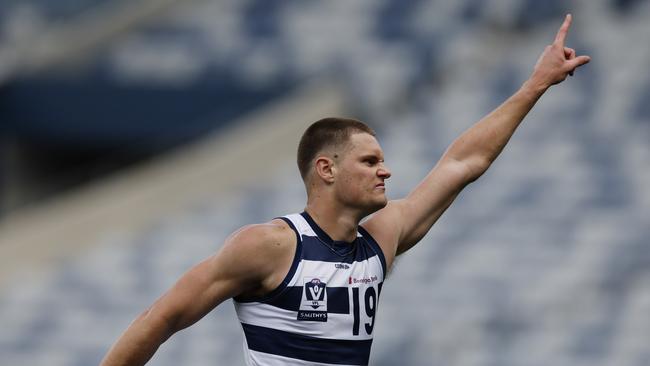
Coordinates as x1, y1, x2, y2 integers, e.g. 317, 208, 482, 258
223, 219, 296, 262
217, 219, 297, 297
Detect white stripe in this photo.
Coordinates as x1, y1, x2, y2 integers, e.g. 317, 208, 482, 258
237, 213, 383, 365
246, 348, 361, 366
291, 259, 384, 287
235, 302, 373, 340
285, 213, 364, 239
284, 213, 316, 237
284, 259, 304, 286
242, 337, 254, 366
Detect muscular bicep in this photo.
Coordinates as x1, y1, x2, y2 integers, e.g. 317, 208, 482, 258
149, 254, 247, 333
398, 158, 472, 251
142, 249, 253, 336
144, 223, 294, 335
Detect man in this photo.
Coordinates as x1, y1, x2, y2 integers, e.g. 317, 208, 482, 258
101, 14, 590, 366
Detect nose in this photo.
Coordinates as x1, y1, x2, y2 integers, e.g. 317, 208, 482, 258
378, 163, 391, 179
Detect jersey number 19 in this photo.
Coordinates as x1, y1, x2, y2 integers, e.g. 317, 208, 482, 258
351, 282, 383, 336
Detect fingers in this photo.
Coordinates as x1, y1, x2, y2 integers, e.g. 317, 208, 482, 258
554, 14, 572, 48
566, 55, 591, 75
564, 47, 576, 75
571, 55, 591, 68
564, 47, 576, 60
532, 15, 591, 86
554, 15, 584, 77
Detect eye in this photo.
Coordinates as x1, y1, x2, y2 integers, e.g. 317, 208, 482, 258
362, 157, 381, 166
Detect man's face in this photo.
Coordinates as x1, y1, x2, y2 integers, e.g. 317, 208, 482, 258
334, 133, 392, 213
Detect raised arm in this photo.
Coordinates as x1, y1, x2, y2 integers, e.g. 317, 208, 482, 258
100, 221, 296, 366
364, 14, 590, 263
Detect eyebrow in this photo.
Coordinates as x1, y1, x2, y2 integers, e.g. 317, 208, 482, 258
359, 153, 384, 161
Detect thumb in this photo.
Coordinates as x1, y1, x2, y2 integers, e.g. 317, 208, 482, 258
566, 55, 591, 71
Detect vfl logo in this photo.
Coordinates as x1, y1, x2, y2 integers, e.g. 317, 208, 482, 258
298, 277, 328, 322
305, 278, 326, 308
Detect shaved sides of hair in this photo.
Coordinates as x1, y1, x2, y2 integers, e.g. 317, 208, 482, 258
297, 117, 376, 180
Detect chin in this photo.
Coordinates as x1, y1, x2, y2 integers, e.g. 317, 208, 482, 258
365, 197, 388, 214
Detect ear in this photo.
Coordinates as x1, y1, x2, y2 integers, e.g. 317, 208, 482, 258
314, 156, 336, 184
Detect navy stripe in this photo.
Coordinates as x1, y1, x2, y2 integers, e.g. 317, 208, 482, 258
279, 216, 302, 248
264, 286, 349, 314
242, 323, 372, 365
299, 212, 384, 266
301, 236, 380, 264
234, 217, 302, 304
357, 225, 387, 276
300, 211, 342, 246
300, 211, 360, 256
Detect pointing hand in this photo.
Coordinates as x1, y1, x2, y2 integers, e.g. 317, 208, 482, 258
530, 14, 591, 89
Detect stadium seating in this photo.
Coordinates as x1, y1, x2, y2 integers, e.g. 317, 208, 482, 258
1, 1, 649, 365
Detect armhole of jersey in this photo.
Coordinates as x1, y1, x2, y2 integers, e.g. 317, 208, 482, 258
234, 217, 302, 304
358, 225, 387, 277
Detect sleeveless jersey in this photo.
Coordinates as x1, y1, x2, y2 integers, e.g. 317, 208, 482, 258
233, 212, 387, 366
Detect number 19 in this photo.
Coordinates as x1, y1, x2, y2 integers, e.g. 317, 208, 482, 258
351, 283, 382, 336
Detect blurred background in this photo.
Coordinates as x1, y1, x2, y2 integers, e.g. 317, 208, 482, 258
0, 0, 649, 365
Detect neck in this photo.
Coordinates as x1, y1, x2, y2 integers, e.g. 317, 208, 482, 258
304, 199, 364, 243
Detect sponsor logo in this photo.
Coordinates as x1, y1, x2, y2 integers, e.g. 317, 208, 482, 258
298, 277, 328, 322
297, 311, 328, 321
335, 263, 350, 269
348, 275, 379, 285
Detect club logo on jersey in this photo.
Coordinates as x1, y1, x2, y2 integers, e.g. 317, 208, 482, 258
297, 278, 328, 322
305, 279, 326, 306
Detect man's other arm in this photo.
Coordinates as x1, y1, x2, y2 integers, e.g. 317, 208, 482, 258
364, 14, 590, 262
99, 221, 296, 366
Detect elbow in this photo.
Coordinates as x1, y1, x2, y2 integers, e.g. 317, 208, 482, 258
466, 164, 488, 183
137, 305, 179, 343
463, 155, 493, 183
444, 156, 490, 185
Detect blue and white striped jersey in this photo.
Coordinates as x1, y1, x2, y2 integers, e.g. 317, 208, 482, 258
233, 212, 387, 366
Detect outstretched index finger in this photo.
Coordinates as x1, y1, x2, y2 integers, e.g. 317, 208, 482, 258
554, 14, 572, 48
